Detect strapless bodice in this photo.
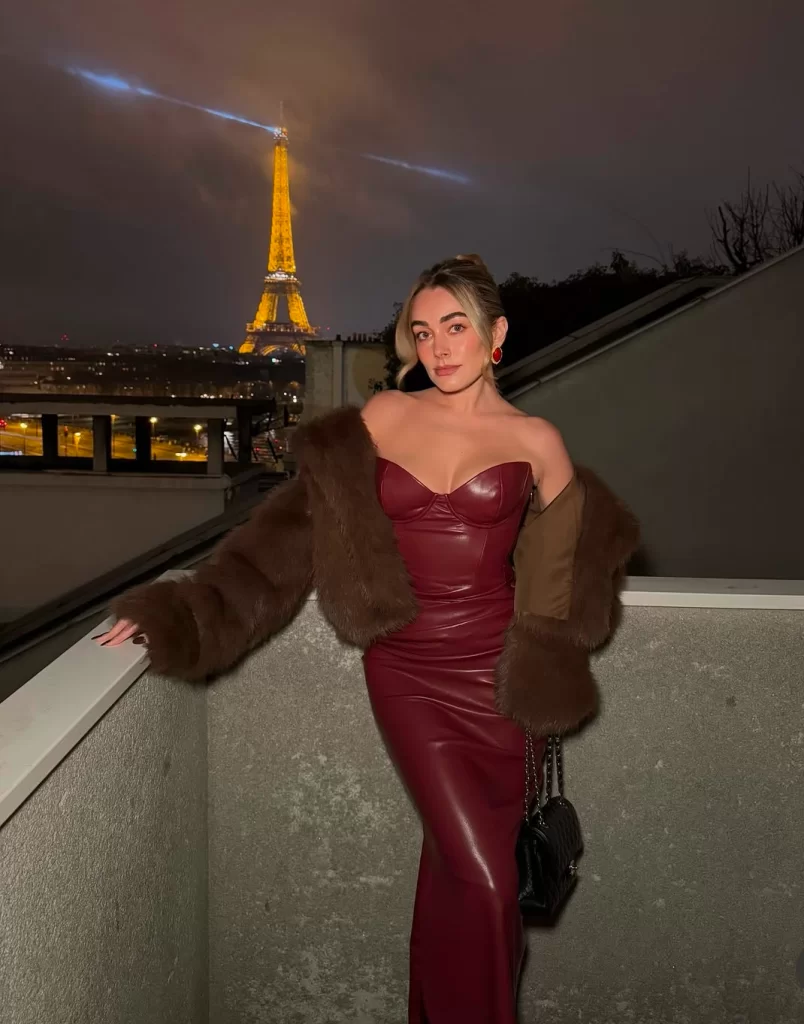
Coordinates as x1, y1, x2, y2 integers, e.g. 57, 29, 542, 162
375, 457, 533, 600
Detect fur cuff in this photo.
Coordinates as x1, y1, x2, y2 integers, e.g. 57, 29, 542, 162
111, 579, 203, 680
494, 614, 599, 737
110, 476, 313, 682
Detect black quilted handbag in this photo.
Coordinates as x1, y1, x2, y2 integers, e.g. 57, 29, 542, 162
516, 732, 583, 917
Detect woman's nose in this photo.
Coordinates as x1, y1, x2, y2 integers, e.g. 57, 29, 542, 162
433, 332, 451, 358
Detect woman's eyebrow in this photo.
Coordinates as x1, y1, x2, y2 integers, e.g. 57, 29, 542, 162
411, 311, 467, 327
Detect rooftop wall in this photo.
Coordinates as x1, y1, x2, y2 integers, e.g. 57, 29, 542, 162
511, 247, 804, 578
2, 474, 228, 620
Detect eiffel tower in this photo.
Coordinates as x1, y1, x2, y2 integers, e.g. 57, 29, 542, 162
240, 119, 315, 356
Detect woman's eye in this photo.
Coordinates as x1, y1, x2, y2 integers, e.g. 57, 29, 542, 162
415, 332, 429, 343
450, 323, 465, 333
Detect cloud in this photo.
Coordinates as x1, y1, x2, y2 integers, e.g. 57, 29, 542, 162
1, 0, 803, 340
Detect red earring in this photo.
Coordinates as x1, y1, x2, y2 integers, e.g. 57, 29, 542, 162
491, 346, 503, 365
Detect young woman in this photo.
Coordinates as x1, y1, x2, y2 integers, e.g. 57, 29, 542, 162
97, 254, 639, 1023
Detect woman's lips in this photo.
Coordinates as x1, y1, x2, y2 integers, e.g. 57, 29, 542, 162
435, 365, 460, 376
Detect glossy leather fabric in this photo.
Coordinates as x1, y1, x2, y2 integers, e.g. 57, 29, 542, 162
363, 458, 548, 1023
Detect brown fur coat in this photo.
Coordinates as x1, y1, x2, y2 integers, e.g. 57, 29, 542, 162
112, 405, 640, 737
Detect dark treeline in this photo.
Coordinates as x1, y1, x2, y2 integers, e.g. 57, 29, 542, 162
494, 249, 715, 369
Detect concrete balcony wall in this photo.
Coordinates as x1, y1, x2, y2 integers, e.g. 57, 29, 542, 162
207, 601, 418, 1022
0, 670, 208, 1024
2, 590, 801, 1024
207, 599, 804, 1023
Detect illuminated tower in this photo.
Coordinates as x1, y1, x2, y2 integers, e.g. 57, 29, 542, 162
240, 122, 314, 355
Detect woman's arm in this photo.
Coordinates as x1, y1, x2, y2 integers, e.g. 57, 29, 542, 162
495, 417, 641, 735
520, 416, 575, 509
101, 476, 313, 681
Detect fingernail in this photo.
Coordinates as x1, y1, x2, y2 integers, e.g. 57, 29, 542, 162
132, 636, 145, 645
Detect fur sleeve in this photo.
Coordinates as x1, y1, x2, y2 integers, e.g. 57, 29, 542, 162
494, 466, 640, 736
111, 476, 313, 681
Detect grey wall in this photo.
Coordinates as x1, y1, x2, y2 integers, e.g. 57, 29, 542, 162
208, 599, 804, 1024
0, 671, 208, 1024
1, 475, 227, 620
300, 340, 386, 424
512, 248, 804, 579
207, 601, 417, 1023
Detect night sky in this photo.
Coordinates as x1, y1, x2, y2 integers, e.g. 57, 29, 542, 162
1, 0, 803, 346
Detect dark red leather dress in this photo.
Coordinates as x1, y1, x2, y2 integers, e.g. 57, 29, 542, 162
363, 457, 548, 1024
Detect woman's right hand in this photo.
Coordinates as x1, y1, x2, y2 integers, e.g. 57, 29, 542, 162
93, 618, 147, 648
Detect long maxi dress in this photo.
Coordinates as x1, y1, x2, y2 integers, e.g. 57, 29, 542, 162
362, 456, 548, 1024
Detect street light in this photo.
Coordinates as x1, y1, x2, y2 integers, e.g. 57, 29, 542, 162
19, 421, 28, 455
149, 416, 158, 460
74, 431, 82, 452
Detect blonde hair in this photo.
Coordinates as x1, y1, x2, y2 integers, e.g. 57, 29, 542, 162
394, 253, 505, 388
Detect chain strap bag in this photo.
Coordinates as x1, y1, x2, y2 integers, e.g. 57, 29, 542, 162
516, 732, 584, 917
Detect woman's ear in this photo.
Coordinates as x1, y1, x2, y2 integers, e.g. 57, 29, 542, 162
492, 316, 509, 347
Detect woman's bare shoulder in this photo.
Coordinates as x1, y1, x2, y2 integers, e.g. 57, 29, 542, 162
361, 388, 410, 419
508, 412, 564, 450
360, 389, 413, 439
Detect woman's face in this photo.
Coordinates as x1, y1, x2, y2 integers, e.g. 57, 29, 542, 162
409, 286, 506, 393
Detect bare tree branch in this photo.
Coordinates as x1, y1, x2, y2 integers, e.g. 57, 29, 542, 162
708, 167, 804, 273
